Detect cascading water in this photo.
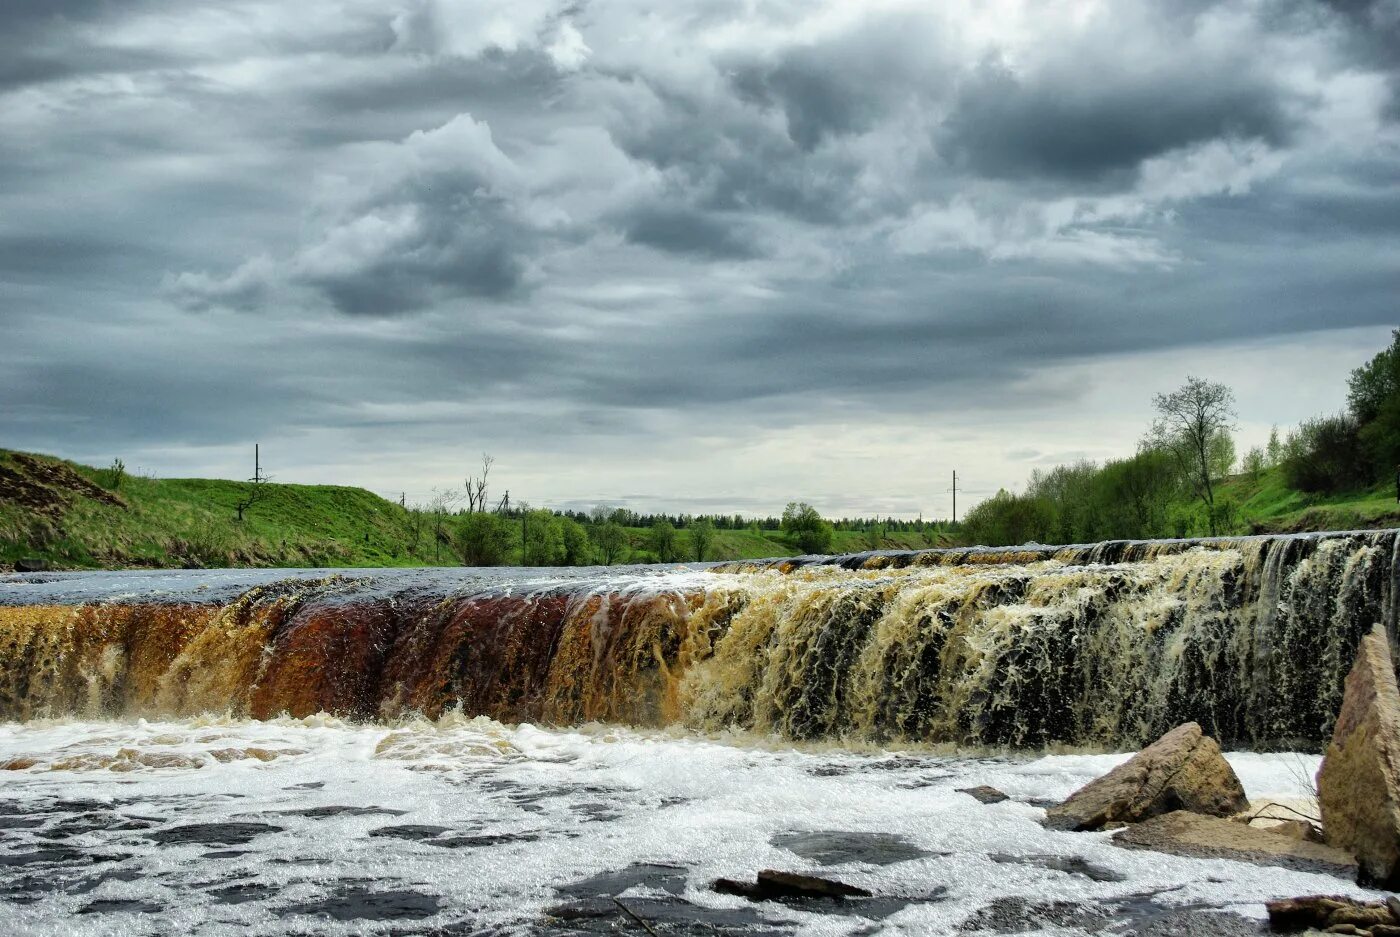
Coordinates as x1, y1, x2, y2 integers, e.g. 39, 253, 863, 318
2, 529, 1395, 749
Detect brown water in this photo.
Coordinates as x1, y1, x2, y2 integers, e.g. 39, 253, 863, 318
2, 529, 1394, 748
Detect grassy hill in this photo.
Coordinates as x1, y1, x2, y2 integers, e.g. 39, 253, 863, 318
5, 448, 1390, 572
0, 449, 951, 570
1220, 466, 1400, 534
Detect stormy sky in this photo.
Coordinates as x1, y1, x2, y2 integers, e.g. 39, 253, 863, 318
1, 0, 1397, 518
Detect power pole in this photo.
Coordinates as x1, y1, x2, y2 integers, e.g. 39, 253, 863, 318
948, 470, 961, 525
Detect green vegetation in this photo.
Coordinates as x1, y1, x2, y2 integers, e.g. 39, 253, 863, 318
0, 448, 951, 570
963, 331, 1400, 546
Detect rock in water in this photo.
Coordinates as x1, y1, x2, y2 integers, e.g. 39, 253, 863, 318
1317, 625, 1400, 888
1044, 722, 1248, 832
1113, 811, 1358, 877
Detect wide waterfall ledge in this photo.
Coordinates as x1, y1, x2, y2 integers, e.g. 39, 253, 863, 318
3, 528, 1397, 749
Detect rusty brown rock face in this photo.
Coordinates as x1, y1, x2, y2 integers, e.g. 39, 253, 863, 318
1317, 625, 1400, 888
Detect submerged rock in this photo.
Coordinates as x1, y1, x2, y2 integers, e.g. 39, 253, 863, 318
1112, 810, 1357, 877
1266, 894, 1397, 933
956, 785, 1009, 805
1317, 625, 1400, 888
712, 869, 872, 901
1044, 723, 1248, 832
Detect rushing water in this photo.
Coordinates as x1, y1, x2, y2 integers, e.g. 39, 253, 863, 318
2, 530, 1395, 748
1, 531, 1394, 934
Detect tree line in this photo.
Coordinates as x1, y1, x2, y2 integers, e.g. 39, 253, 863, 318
962, 330, 1400, 547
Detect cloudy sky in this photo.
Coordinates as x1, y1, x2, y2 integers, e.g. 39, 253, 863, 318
1, 0, 1397, 519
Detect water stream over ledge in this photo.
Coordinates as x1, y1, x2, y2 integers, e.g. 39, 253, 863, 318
2, 531, 1395, 934
3, 529, 1397, 748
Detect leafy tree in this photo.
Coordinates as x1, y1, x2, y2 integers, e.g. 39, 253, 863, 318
1265, 425, 1283, 468
522, 508, 564, 566
592, 521, 627, 565
690, 517, 715, 562
1147, 377, 1237, 536
781, 501, 834, 554
1347, 329, 1400, 424
560, 517, 591, 565
649, 519, 680, 562
961, 489, 1054, 546
1243, 446, 1266, 481
456, 512, 514, 566
866, 523, 885, 551
1282, 414, 1370, 493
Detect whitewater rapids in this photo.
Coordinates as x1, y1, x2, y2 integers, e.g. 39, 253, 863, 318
0, 715, 1375, 936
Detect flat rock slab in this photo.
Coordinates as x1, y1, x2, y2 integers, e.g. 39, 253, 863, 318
771, 831, 934, 866
1318, 624, 1400, 888
1112, 810, 1358, 877
1045, 722, 1248, 832
1266, 894, 1398, 933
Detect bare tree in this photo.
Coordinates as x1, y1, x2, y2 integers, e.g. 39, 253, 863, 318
234, 444, 270, 522
1148, 377, 1237, 536
465, 453, 494, 513
427, 488, 462, 563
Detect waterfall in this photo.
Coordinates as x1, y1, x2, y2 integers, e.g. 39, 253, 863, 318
1, 530, 1394, 749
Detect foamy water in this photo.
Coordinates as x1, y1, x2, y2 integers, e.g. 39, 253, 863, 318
0, 717, 1374, 936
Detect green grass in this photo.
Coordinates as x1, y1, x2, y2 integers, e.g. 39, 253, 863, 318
0, 449, 438, 570
1219, 466, 1400, 534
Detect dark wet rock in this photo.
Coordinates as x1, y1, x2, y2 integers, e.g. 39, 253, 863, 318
561, 863, 688, 899
148, 821, 283, 846
78, 898, 164, 914
960, 896, 1111, 933
207, 881, 279, 905
1113, 811, 1358, 877
0, 846, 100, 867
1266, 894, 1396, 932
988, 853, 1126, 882
369, 824, 453, 841
1044, 723, 1248, 832
575, 802, 623, 822
1122, 908, 1265, 935
542, 895, 787, 936
436, 832, 541, 848
282, 885, 442, 921
200, 850, 246, 859
957, 786, 1010, 805
14, 558, 50, 573
284, 781, 325, 790
714, 869, 872, 901
37, 812, 154, 839
276, 805, 408, 819
772, 831, 934, 866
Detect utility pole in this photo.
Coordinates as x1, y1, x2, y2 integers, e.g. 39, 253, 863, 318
948, 470, 961, 525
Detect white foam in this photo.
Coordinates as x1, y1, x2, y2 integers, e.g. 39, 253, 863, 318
0, 718, 1371, 936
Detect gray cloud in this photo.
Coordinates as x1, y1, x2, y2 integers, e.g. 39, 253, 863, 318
0, 0, 1397, 516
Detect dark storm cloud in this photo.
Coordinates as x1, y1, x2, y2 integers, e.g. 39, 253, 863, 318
0, 0, 1397, 512
943, 59, 1293, 183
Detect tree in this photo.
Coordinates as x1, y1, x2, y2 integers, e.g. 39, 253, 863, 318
1243, 446, 1266, 481
592, 521, 627, 565
782, 501, 834, 554
1147, 377, 1236, 536
560, 517, 591, 565
649, 519, 679, 562
1265, 425, 1283, 468
426, 488, 462, 563
690, 517, 715, 562
522, 508, 564, 566
465, 453, 493, 513
866, 523, 885, 551
456, 511, 514, 566
1347, 329, 1400, 425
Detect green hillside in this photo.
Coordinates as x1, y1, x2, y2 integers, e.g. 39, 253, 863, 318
0, 449, 951, 570
1220, 467, 1400, 534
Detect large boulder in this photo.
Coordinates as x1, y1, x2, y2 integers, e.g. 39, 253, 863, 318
1317, 625, 1400, 888
1044, 722, 1247, 832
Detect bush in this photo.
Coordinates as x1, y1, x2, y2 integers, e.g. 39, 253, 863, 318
456, 512, 515, 566
781, 502, 833, 554
1281, 414, 1370, 493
